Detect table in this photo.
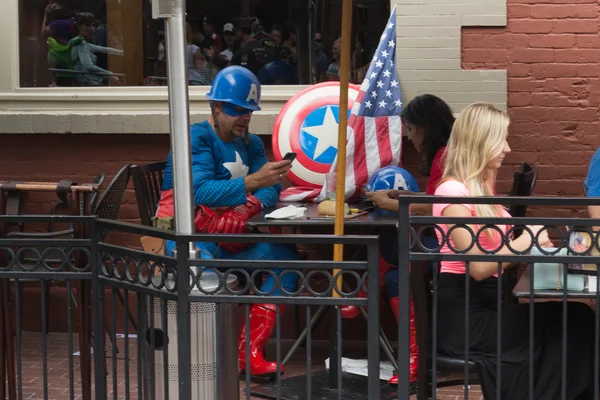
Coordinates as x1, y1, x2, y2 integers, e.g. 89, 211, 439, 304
247, 202, 398, 228
246, 202, 399, 399
513, 266, 598, 299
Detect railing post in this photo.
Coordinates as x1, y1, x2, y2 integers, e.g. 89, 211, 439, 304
91, 219, 107, 400
176, 237, 192, 400
397, 197, 411, 399
367, 241, 381, 399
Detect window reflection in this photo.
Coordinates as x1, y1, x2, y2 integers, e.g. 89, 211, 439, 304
19, 0, 390, 88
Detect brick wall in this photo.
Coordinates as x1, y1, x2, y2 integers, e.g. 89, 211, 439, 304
462, 0, 600, 217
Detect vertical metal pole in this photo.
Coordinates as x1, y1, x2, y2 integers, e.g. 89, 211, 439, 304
367, 242, 381, 399
397, 198, 411, 399
329, 0, 352, 390
162, 2, 194, 399
164, 0, 195, 251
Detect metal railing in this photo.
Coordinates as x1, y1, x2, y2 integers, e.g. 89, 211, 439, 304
396, 195, 600, 400
0, 215, 383, 400
0, 215, 95, 400
92, 219, 383, 400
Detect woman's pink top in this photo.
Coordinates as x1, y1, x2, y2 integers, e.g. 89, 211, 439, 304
432, 179, 512, 275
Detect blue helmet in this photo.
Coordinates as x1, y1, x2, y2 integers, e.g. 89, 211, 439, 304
206, 66, 262, 111
367, 166, 419, 193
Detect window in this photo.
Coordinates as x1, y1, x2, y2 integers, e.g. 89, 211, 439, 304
19, 0, 391, 88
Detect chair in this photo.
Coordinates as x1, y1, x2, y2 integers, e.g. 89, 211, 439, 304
508, 162, 538, 223
503, 162, 538, 302
8, 164, 132, 331
412, 260, 480, 400
130, 161, 167, 226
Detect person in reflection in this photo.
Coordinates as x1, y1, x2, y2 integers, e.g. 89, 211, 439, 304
362, 94, 455, 386
155, 66, 299, 377
71, 12, 123, 86
434, 102, 596, 399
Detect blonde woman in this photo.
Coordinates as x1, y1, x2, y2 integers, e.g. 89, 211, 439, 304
433, 102, 595, 399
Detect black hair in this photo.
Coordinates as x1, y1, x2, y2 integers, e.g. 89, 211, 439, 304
76, 12, 96, 26
400, 94, 455, 176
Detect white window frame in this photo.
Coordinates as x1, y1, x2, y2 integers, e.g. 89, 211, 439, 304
0, 1, 308, 132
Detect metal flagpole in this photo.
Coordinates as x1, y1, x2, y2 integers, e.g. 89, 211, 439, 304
329, 0, 352, 390
333, 0, 352, 299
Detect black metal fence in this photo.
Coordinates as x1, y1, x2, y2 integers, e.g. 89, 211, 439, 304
0, 215, 383, 400
396, 195, 600, 400
6, 196, 600, 400
0, 215, 95, 400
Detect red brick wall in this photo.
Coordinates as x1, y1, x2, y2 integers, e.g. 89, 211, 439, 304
462, 0, 600, 217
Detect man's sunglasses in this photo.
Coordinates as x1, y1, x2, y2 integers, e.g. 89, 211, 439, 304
222, 103, 253, 117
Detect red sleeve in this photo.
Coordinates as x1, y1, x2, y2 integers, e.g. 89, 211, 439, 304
425, 147, 446, 195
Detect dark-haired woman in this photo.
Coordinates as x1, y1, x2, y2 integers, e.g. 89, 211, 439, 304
363, 94, 455, 386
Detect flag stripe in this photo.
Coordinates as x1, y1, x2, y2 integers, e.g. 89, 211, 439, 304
364, 117, 382, 179
389, 116, 403, 166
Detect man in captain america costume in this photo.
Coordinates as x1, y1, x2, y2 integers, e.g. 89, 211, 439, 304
155, 65, 297, 377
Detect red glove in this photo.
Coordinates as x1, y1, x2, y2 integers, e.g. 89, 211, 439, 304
193, 196, 262, 253
217, 195, 262, 233
217, 195, 262, 252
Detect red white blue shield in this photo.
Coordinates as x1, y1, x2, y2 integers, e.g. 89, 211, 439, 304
272, 82, 361, 188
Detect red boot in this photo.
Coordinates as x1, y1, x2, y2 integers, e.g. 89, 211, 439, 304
341, 256, 391, 319
388, 295, 418, 385
238, 303, 285, 376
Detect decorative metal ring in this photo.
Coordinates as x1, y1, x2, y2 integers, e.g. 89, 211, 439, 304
223, 268, 251, 296
16, 247, 41, 271
416, 224, 444, 253
446, 224, 476, 254
305, 270, 333, 297
250, 269, 278, 296
331, 270, 362, 298
42, 247, 67, 271
567, 226, 594, 256
67, 247, 92, 272
474, 224, 505, 254
278, 270, 306, 297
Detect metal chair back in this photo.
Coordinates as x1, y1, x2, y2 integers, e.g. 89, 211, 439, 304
130, 161, 167, 226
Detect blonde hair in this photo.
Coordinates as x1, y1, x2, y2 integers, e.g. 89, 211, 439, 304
442, 102, 510, 220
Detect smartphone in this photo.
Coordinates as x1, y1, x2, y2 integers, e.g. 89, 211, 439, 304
283, 152, 297, 162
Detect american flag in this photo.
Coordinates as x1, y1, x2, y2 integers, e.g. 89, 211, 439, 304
281, 6, 402, 202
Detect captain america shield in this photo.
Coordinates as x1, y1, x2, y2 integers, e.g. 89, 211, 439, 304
272, 82, 361, 188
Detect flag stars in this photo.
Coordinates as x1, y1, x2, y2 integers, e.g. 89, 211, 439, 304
375, 60, 383, 68
371, 90, 377, 99
387, 22, 394, 30
378, 100, 387, 108
377, 80, 384, 88
390, 80, 398, 88
394, 99, 402, 107
385, 90, 392, 98
365, 100, 372, 109
388, 40, 395, 48
383, 70, 391, 78
370, 71, 377, 79
381, 50, 389, 58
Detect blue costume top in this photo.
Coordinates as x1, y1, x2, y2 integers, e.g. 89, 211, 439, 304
159, 120, 299, 295
162, 121, 280, 208
585, 147, 600, 196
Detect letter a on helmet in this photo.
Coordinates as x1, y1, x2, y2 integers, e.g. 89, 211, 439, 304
206, 66, 262, 111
